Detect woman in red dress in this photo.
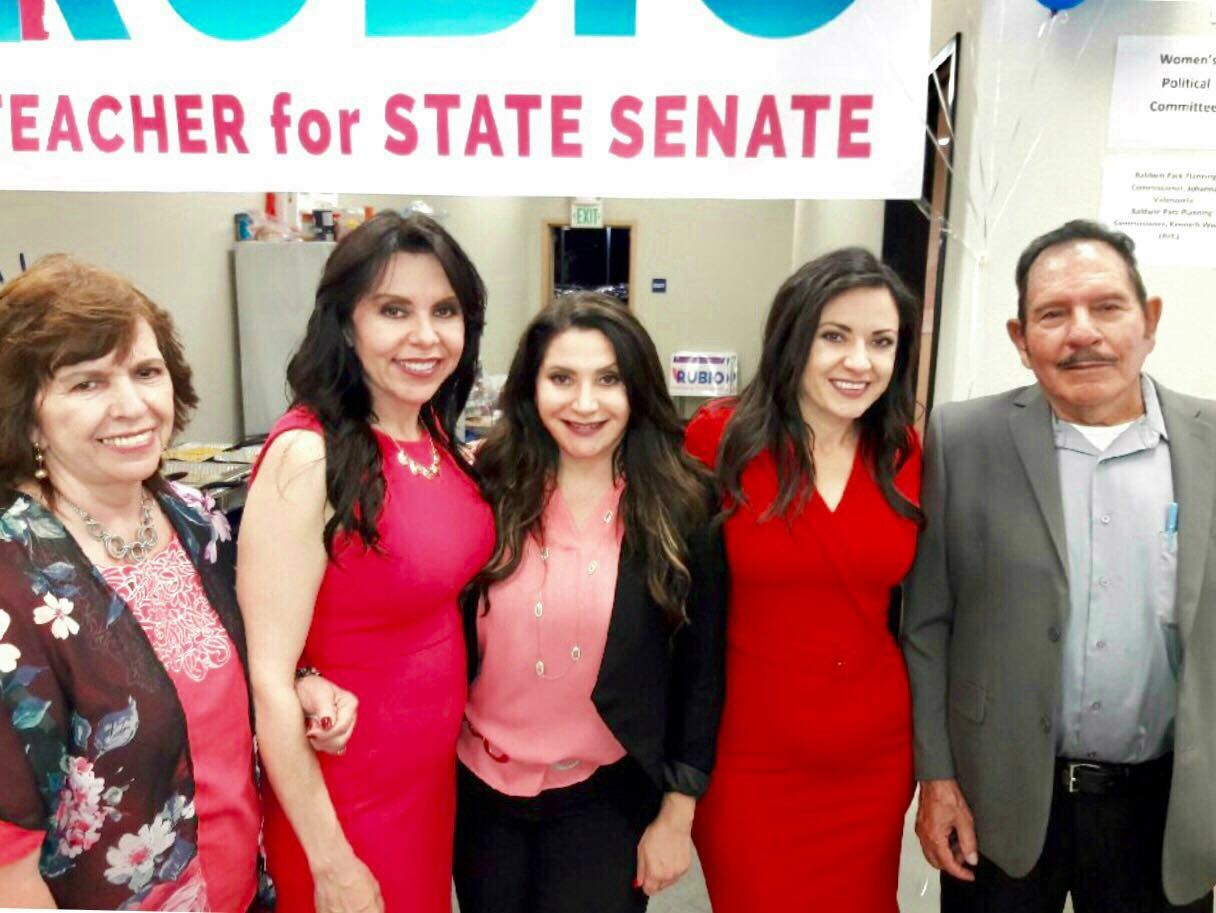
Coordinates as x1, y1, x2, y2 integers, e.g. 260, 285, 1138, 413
238, 213, 494, 913
686, 247, 924, 913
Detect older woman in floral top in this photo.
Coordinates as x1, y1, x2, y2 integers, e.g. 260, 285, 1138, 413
0, 256, 354, 910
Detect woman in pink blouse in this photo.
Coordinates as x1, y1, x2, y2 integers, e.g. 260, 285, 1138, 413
455, 293, 727, 913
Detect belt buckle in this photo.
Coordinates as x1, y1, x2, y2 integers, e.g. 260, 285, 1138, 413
1065, 761, 1103, 794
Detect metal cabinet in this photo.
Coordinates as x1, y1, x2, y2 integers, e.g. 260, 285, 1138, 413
232, 241, 334, 436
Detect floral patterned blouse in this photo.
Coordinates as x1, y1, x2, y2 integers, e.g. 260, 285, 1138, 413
0, 483, 256, 910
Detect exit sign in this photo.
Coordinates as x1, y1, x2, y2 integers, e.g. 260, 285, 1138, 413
570, 199, 603, 228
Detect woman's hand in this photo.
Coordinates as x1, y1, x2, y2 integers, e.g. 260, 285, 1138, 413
634, 792, 696, 896
312, 846, 384, 913
294, 673, 358, 755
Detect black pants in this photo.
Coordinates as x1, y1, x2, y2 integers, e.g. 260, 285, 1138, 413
453, 759, 661, 913
942, 755, 1214, 913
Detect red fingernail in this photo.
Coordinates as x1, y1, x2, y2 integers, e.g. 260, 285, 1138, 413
632, 879, 640, 889
321, 717, 333, 730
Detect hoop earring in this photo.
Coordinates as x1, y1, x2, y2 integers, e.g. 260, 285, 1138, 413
33, 444, 48, 480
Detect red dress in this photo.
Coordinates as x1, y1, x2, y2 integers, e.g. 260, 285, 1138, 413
258, 409, 495, 913
685, 403, 921, 913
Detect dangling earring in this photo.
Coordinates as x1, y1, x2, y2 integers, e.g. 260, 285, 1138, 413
33, 444, 48, 480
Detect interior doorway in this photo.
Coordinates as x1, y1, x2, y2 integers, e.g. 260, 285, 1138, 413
542, 222, 635, 308
882, 34, 960, 436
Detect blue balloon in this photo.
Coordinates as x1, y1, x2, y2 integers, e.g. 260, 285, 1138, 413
1037, 0, 1085, 10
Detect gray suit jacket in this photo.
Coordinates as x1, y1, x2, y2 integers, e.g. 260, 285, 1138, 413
901, 380, 1216, 905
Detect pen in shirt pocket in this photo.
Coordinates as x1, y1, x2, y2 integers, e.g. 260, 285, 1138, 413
1164, 501, 1179, 552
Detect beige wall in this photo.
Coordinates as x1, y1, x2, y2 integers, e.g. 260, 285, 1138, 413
0, 191, 261, 441
791, 199, 887, 270
0, 192, 800, 440
526, 198, 796, 390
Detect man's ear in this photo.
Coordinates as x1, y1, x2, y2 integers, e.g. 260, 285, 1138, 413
1143, 296, 1163, 341
1006, 318, 1032, 370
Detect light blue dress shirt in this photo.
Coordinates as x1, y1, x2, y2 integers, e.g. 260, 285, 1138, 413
1054, 376, 1179, 763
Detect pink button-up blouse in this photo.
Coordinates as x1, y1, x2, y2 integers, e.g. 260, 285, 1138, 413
458, 484, 628, 797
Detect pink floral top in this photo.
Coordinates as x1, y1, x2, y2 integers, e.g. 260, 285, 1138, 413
105, 537, 259, 910
0, 535, 258, 911
459, 484, 627, 797
0, 485, 260, 911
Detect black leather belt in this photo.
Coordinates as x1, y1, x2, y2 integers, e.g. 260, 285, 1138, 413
1055, 755, 1171, 796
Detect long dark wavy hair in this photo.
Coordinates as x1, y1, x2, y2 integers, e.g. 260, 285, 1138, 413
716, 247, 922, 524
472, 293, 712, 627
286, 212, 487, 555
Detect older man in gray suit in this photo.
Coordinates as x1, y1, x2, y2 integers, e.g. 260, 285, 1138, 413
902, 220, 1216, 912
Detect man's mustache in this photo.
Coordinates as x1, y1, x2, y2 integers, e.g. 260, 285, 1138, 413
1057, 348, 1117, 368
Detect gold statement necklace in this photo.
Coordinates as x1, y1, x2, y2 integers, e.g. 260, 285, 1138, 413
386, 429, 441, 480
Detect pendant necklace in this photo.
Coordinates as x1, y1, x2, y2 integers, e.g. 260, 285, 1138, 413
532, 506, 615, 679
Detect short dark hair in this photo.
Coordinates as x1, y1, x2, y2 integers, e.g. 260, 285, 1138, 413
1015, 219, 1147, 322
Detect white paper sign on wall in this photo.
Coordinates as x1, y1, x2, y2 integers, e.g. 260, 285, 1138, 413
1109, 36, 1216, 151
1100, 152, 1216, 268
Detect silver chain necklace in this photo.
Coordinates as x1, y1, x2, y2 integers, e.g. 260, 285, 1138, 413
61, 491, 158, 564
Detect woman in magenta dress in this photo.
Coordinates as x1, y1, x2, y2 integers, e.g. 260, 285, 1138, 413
238, 213, 494, 913
686, 248, 924, 913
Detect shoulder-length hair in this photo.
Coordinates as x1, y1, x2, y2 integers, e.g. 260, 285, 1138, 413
717, 247, 922, 524
286, 211, 487, 555
0, 255, 197, 494
472, 293, 711, 627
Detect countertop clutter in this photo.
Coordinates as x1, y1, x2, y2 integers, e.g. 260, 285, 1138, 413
162, 441, 261, 515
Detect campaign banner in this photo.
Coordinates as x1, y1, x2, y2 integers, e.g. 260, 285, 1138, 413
0, 0, 930, 198
670, 351, 738, 397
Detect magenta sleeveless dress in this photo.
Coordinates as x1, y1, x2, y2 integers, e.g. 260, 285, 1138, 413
257, 408, 494, 913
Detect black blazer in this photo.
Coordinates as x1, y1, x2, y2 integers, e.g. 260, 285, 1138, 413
464, 519, 728, 796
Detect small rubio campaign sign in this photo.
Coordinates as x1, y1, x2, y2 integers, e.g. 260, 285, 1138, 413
0, 0, 930, 197
670, 351, 738, 397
